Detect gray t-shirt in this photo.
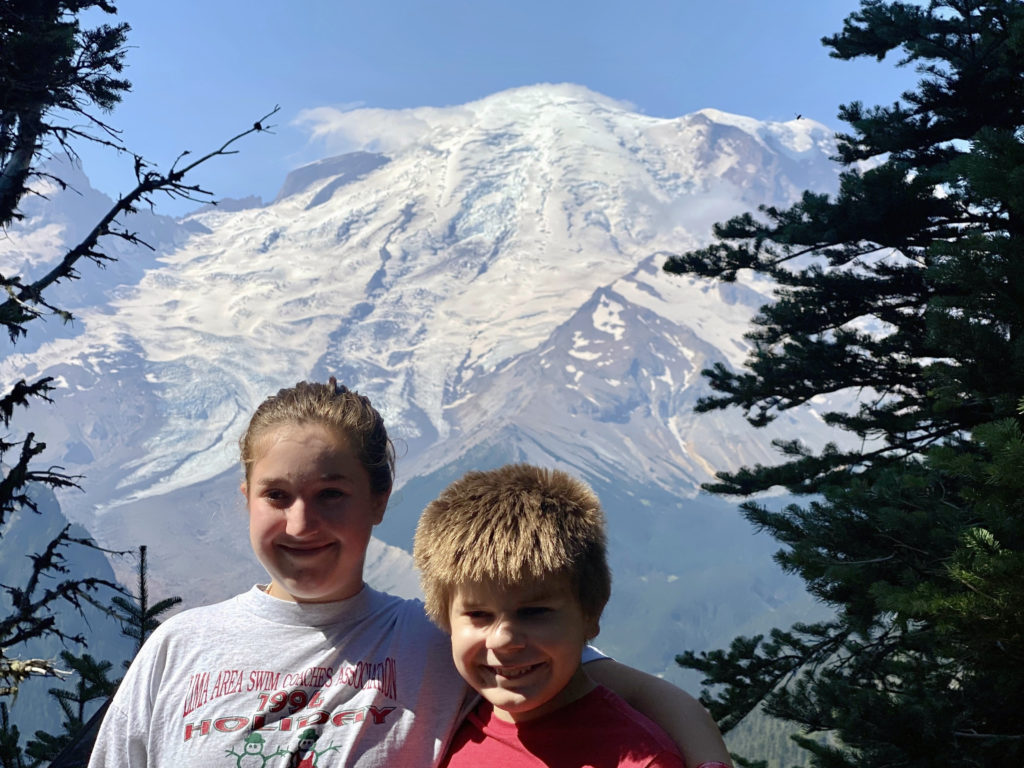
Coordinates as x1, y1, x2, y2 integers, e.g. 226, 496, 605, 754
88, 585, 472, 767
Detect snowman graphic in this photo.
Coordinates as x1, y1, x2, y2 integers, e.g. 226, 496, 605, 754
224, 731, 287, 767
287, 727, 341, 767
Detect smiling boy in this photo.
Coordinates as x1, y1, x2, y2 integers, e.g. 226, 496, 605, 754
413, 464, 686, 768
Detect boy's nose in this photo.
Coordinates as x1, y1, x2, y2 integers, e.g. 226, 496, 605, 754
486, 617, 525, 649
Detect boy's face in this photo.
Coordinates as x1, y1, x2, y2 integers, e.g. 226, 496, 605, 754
448, 574, 599, 723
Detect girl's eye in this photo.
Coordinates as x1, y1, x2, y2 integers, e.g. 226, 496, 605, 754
318, 488, 345, 500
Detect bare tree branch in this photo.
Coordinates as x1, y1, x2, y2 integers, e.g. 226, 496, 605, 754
0, 105, 280, 338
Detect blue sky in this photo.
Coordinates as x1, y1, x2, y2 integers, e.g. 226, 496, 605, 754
77, 0, 919, 215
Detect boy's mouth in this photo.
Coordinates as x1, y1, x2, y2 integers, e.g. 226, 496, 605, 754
488, 662, 544, 679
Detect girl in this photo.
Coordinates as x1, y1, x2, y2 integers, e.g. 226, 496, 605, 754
88, 380, 730, 767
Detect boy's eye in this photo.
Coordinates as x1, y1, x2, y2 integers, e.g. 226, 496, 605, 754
264, 489, 290, 503
318, 488, 345, 500
464, 610, 492, 621
518, 606, 552, 618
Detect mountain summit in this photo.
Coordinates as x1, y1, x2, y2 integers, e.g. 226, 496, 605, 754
1, 85, 841, 680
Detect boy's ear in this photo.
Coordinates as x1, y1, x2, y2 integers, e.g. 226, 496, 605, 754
585, 614, 601, 641
239, 482, 248, 499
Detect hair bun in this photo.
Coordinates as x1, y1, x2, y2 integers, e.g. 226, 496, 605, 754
328, 376, 351, 396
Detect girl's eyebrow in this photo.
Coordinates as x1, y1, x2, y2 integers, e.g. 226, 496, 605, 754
254, 472, 353, 487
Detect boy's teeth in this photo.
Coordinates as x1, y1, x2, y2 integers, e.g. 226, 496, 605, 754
493, 664, 538, 678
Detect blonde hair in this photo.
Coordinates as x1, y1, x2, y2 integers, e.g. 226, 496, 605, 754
413, 463, 611, 632
239, 378, 395, 496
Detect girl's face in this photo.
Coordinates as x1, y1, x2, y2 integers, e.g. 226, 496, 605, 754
242, 422, 388, 603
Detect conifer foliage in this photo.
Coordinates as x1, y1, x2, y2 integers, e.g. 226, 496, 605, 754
1, 1, 271, 762
109, 546, 182, 664
1, 0, 272, 678
665, 2, 1024, 765
23, 651, 117, 765
0, 0, 130, 230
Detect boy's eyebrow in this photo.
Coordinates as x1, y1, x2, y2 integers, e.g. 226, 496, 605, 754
519, 587, 561, 603
457, 585, 563, 608
453, 592, 486, 608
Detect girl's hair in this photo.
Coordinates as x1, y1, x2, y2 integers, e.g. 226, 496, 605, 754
413, 463, 611, 633
239, 378, 395, 496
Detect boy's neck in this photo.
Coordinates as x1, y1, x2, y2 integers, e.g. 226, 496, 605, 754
492, 666, 596, 724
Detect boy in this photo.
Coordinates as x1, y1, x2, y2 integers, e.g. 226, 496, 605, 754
413, 463, 687, 768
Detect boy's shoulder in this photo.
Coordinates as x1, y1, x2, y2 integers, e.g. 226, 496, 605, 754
551, 685, 683, 754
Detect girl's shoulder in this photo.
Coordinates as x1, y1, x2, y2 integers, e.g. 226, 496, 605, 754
139, 588, 255, 643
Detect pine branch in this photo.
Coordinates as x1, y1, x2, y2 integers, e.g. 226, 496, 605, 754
0, 105, 280, 338
0, 526, 126, 697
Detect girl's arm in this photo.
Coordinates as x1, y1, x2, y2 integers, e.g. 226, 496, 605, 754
586, 658, 733, 768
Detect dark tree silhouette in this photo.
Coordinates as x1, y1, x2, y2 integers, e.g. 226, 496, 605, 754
0, 0, 276, 759
666, 2, 1024, 766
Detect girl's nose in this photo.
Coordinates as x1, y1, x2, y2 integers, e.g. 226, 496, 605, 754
285, 499, 319, 537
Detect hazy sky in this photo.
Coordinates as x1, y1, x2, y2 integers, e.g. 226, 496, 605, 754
75, 0, 919, 215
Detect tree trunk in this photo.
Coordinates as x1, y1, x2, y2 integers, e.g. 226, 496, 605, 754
0, 106, 44, 228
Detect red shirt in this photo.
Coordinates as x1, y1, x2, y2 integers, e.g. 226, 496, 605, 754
441, 685, 686, 768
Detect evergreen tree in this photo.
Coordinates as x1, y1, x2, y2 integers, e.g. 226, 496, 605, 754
0, 0, 130, 228
0, 703, 25, 768
664, 2, 1024, 765
109, 545, 182, 665
0, 0, 275, 756
22, 652, 116, 766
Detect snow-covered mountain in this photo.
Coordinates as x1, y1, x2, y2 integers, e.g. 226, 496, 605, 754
0, 84, 844, 683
